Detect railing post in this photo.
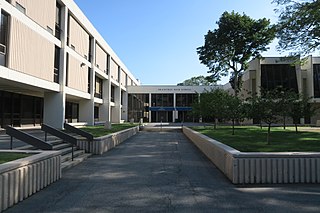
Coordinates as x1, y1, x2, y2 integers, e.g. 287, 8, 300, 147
10, 136, 13, 150
45, 132, 47, 142
72, 144, 74, 161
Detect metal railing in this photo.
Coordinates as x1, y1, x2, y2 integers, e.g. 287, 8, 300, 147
64, 123, 94, 141
5, 126, 53, 150
41, 124, 78, 160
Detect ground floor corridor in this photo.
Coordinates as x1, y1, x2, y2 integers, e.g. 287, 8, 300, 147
6, 130, 320, 212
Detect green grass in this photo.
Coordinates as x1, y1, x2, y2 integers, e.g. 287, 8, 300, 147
80, 123, 138, 137
192, 126, 320, 152
0, 153, 33, 164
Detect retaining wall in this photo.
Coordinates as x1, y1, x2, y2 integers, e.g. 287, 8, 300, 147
0, 150, 61, 212
183, 126, 320, 184
77, 126, 139, 155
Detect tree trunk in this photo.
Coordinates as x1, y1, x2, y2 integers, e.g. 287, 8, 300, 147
232, 119, 235, 135
214, 118, 217, 130
295, 123, 298, 133
234, 73, 239, 97
260, 120, 262, 129
267, 123, 271, 145
283, 116, 286, 129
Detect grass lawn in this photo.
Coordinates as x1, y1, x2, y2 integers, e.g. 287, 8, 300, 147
0, 153, 33, 164
80, 123, 138, 137
192, 126, 320, 152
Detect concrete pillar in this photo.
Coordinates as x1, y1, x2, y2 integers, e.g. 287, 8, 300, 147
121, 90, 128, 121
173, 93, 177, 122
43, 6, 68, 129
112, 85, 121, 123
44, 92, 65, 129
101, 55, 111, 123
149, 93, 152, 123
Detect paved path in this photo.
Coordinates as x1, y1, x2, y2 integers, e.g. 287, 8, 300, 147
5, 130, 320, 213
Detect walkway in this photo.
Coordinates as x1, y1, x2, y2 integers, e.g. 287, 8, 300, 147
5, 130, 320, 213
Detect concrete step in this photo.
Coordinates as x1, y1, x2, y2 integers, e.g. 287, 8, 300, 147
61, 153, 92, 172
58, 146, 80, 156
52, 142, 72, 150
61, 149, 86, 163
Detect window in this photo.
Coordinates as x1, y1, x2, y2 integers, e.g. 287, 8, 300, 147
65, 102, 79, 123
55, 3, 61, 39
261, 64, 298, 92
111, 85, 115, 102
94, 77, 103, 99
88, 68, 91, 93
54, 46, 60, 83
65, 53, 69, 86
313, 64, 320, 98
151, 94, 174, 107
16, 2, 26, 14
0, 12, 8, 66
94, 106, 99, 121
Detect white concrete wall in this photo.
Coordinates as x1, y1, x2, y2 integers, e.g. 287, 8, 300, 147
0, 150, 61, 212
183, 126, 320, 184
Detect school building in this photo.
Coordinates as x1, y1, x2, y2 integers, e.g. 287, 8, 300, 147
0, 0, 320, 128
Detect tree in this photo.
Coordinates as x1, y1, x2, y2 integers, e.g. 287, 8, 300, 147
288, 94, 317, 133
224, 94, 245, 135
177, 75, 214, 86
193, 89, 229, 129
274, 0, 320, 56
272, 87, 297, 129
197, 11, 276, 95
247, 89, 280, 145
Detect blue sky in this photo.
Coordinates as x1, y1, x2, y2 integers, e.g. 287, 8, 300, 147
74, 0, 282, 85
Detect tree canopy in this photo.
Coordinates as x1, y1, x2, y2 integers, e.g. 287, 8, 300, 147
177, 75, 214, 86
197, 11, 276, 95
274, 0, 320, 56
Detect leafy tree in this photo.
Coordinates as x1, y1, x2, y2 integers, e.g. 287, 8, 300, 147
274, 0, 320, 56
272, 87, 297, 129
177, 75, 214, 86
288, 94, 317, 133
193, 89, 229, 129
224, 94, 245, 135
197, 11, 276, 95
247, 89, 280, 145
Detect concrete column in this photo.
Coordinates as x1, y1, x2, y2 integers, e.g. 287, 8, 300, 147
112, 85, 121, 123
79, 38, 95, 125
173, 93, 177, 122
149, 93, 152, 123
44, 92, 65, 129
100, 55, 111, 123
43, 6, 68, 129
121, 90, 128, 121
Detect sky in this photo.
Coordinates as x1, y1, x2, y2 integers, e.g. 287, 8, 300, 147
74, 0, 283, 85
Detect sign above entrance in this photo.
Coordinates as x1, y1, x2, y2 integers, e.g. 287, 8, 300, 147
149, 107, 192, 111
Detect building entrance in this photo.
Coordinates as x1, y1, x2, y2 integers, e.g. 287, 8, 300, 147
151, 111, 173, 122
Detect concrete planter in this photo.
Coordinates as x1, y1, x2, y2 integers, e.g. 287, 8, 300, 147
77, 126, 139, 155
0, 150, 61, 212
183, 126, 320, 184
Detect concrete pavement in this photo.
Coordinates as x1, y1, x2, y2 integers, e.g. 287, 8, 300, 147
5, 130, 320, 213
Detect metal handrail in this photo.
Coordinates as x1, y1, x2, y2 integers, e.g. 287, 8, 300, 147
41, 124, 77, 145
64, 123, 94, 141
41, 124, 78, 161
5, 126, 53, 150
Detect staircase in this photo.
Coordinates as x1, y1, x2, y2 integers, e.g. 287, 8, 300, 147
10, 129, 91, 171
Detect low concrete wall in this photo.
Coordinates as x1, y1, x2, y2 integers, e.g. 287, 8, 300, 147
183, 126, 320, 184
0, 150, 61, 212
77, 126, 139, 155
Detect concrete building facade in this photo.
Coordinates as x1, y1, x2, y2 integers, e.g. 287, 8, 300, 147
127, 85, 219, 123
0, 0, 139, 129
230, 56, 320, 124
